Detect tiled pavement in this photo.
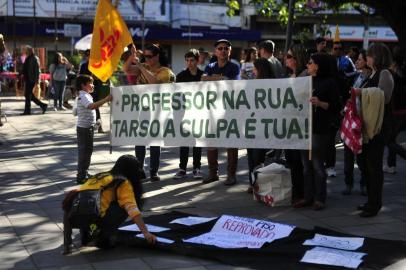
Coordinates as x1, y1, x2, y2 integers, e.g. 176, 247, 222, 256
1, 96, 406, 269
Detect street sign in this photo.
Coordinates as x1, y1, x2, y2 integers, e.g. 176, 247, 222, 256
64, 24, 82, 37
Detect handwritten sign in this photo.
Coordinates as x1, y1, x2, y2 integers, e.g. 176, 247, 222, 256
183, 215, 295, 249
119, 223, 169, 233
301, 246, 367, 269
170, 216, 217, 226
303, 234, 364, 250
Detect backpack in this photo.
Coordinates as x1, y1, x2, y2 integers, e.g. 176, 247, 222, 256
68, 173, 125, 230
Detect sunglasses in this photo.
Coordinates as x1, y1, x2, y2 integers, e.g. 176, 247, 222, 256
216, 46, 230, 51
144, 54, 155, 59
285, 54, 293, 59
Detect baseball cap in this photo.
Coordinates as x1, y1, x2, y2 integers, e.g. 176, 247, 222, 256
214, 39, 232, 47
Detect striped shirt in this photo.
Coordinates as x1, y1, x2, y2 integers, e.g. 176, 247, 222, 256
76, 90, 96, 128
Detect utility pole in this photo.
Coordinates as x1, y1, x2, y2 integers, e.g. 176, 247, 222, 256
54, 0, 58, 51
284, 0, 295, 53
141, 0, 146, 50
33, 0, 37, 47
12, 0, 16, 49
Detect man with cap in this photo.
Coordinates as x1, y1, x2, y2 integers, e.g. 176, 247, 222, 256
257, 40, 284, 78
201, 39, 240, 186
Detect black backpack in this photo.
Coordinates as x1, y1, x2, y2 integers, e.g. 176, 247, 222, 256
68, 174, 125, 230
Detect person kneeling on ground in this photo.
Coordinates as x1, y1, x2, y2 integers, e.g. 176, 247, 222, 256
63, 155, 156, 253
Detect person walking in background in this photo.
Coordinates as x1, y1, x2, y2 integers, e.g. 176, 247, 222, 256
240, 47, 258, 80
201, 39, 240, 186
75, 75, 112, 184
123, 43, 175, 182
342, 49, 371, 196
21, 45, 47, 115
294, 53, 341, 211
284, 43, 308, 204
383, 46, 406, 174
49, 52, 72, 111
173, 49, 204, 180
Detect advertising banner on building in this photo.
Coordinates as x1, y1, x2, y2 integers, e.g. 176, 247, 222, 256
110, 77, 312, 149
3, 0, 170, 23
326, 25, 398, 42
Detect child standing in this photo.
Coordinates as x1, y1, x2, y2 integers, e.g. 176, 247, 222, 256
75, 75, 112, 184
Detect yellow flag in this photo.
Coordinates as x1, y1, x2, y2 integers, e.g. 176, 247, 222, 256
333, 25, 340, 43
89, 0, 133, 82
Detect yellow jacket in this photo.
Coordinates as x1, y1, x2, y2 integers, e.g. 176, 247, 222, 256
79, 173, 141, 219
361, 87, 385, 143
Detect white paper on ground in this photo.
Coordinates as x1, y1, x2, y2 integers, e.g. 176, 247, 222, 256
300, 246, 367, 269
169, 216, 217, 226
119, 223, 169, 233
183, 214, 295, 249
136, 233, 174, 244
303, 233, 364, 250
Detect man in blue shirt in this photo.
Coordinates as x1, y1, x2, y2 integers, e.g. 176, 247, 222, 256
201, 39, 240, 186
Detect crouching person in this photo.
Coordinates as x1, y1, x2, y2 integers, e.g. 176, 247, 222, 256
63, 155, 156, 254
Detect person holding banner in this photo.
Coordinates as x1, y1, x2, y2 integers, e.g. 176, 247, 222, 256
173, 49, 204, 180
123, 43, 175, 182
294, 53, 341, 210
284, 43, 308, 203
201, 39, 240, 186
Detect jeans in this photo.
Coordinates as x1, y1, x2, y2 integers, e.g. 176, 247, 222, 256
179, 146, 202, 171
77, 126, 94, 180
386, 114, 406, 167
53, 80, 66, 108
325, 128, 338, 168
285, 149, 304, 201
135, 145, 160, 174
343, 144, 365, 188
301, 133, 329, 203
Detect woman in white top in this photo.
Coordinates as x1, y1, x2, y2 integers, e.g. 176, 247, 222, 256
240, 47, 258, 80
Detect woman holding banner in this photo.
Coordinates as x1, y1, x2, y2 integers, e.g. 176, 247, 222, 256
293, 53, 340, 210
123, 43, 175, 182
284, 44, 308, 204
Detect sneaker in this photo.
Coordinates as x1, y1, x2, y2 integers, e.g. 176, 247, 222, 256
63, 102, 73, 109
326, 167, 336, 177
173, 169, 187, 179
192, 169, 203, 179
383, 165, 396, 174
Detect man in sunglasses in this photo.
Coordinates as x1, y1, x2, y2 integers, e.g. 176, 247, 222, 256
201, 39, 240, 186
258, 39, 284, 79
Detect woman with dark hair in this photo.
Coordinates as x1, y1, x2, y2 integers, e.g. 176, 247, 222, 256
284, 43, 308, 204
354, 43, 394, 217
123, 44, 175, 181
49, 52, 72, 110
342, 49, 371, 196
293, 53, 341, 210
240, 47, 258, 79
383, 46, 406, 174
246, 58, 274, 193
71, 155, 156, 250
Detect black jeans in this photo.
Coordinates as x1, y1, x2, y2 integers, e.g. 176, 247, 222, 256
179, 146, 202, 171
301, 134, 329, 203
77, 126, 94, 180
135, 146, 160, 174
24, 81, 46, 113
325, 128, 338, 168
343, 144, 365, 188
285, 149, 304, 201
361, 132, 385, 214
53, 80, 65, 108
387, 114, 406, 167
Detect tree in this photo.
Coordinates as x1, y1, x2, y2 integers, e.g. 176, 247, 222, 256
228, 0, 406, 52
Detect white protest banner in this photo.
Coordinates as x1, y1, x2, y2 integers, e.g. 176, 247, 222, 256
183, 214, 295, 249
111, 77, 312, 149
118, 223, 169, 233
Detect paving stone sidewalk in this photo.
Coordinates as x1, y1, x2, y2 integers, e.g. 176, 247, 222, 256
0, 96, 406, 270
